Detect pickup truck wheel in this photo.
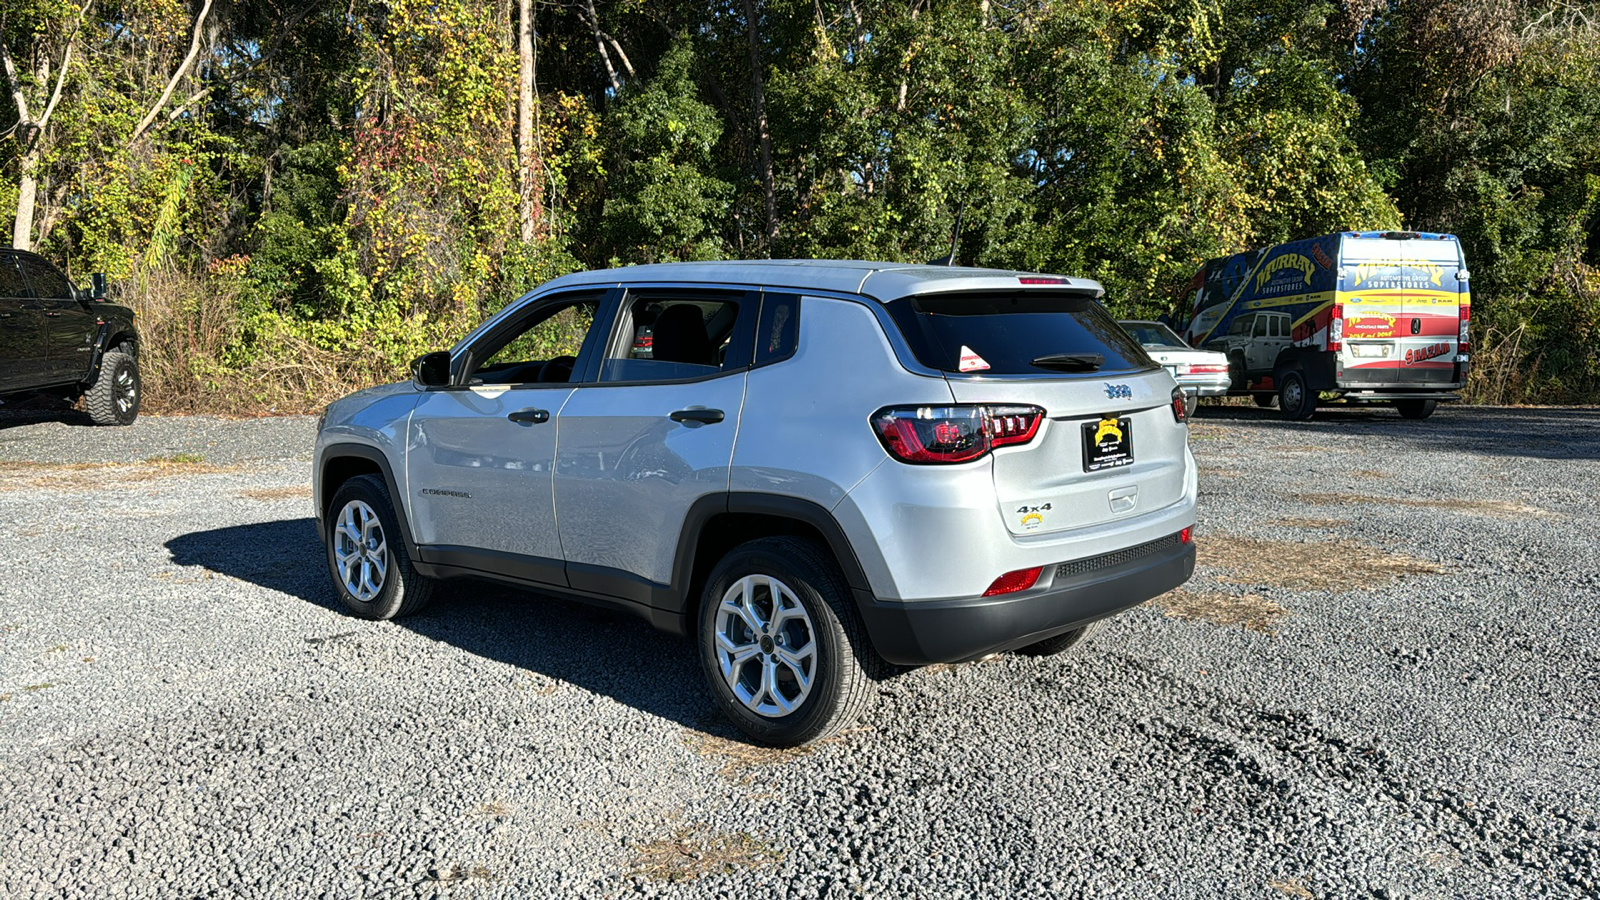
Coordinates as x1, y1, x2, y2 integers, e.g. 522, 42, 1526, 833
325, 474, 435, 620
85, 350, 139, 426
1015, 618, 1107, 657
697, 536, 875, 747
1278, 370, 1316, 421
1394, 399, 1437, 420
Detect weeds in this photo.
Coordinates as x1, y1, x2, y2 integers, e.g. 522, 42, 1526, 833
628, 825, 783, 884
1156, 590, 1289, 633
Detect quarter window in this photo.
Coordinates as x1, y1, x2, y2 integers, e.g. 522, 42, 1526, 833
754, 293, 800, 366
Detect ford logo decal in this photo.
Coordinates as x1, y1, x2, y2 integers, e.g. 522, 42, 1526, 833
1104, 383, 1133, 400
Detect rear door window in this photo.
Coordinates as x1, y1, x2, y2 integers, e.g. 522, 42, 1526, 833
885, 291, 1154, 375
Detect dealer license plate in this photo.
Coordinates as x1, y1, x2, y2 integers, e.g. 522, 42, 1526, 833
1083, 416, 1134, 472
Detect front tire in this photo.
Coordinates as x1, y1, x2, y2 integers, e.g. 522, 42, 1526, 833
1278, 370, 1316, 421
325, 474, 435, 619
697, 537, 876, 747
85, 350, 139, 425
1394, 399, 1437, 420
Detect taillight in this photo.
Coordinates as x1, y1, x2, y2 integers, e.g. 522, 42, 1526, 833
1171, 386, 1188, 424
870, 405, 1044, 464
1177, 363, 1228, 376
1328, 303, 1343, 351
983, 566, 1043, 597
1459, 305, 1470, 354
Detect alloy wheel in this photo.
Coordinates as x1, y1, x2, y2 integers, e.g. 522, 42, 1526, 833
333, 499, 388, 602
115, 364, 138, 414
713, 574, 818, 718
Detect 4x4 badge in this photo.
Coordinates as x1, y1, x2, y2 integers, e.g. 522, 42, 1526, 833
1104, 383, 1132, 400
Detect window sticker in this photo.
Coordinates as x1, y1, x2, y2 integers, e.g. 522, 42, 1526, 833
958, 345, 990, 372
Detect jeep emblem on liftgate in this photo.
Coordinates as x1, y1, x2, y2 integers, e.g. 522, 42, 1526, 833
1105, 383, 1133, 400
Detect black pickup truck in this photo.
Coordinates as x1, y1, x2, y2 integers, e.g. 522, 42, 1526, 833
0, 249, 140, 425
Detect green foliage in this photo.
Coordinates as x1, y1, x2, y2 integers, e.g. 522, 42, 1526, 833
591, 41, 732, 263
0, 0, 1594, 409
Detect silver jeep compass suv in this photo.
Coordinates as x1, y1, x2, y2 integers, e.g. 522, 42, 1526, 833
314, 261, 1197, 745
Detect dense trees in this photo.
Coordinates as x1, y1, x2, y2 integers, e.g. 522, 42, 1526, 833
1, 0, 1595, 409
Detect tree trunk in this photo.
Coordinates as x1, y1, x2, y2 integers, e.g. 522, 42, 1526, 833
741, 0, 778, 249
518, 0, 537, 243
129, 0, 214, 146
582, 0, 623, 96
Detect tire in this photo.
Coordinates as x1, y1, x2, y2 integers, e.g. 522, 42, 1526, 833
325, 474, 435, 620
1253, 393, 1277, 408
1394, 399, 1437, 420
1227, 352, 1247, 391
697, 536, 877, 747
1278, 369, 1316, 421
85, 350, 140, 425
1015, 618, 1108, 657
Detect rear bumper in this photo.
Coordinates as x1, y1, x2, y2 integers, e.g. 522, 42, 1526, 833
856, 535, 1196, 665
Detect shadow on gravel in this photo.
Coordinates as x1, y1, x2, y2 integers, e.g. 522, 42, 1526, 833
1194, 404, 1600, 461
165, 518, 717, 734
0, 405, 95, 430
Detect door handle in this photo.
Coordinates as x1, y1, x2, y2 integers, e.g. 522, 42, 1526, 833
669, 407, 725, 425
507, 408, 549, 425
1411, 317, 1421, 335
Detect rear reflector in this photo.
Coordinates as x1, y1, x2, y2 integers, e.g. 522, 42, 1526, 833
983, 566, 1043, 597
1180, 526, 1193, 544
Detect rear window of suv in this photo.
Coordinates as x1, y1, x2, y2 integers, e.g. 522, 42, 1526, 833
884, 291, 1155, 375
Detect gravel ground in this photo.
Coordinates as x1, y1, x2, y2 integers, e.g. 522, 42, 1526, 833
0, 404, 1596, 898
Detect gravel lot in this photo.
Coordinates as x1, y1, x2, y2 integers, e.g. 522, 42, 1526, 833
1, 403, 1596, 898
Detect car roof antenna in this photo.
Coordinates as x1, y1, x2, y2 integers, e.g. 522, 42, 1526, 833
926, 202, 965, 266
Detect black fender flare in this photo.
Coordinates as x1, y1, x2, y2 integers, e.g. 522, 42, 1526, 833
665, 491, 873, 612
317, 442, 420, 561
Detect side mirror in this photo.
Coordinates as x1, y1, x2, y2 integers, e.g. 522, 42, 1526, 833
411, 351, 452, 388
91, 273, 107, 300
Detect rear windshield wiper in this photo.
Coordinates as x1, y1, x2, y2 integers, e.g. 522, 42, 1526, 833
1031, 352, 1104, 371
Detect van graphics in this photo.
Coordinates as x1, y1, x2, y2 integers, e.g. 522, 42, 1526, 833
1404, 342, 1453, 365
1255, 253, 1315, 295
1311, 243, 1334, 270
1345, 311, 1397, 337
1349, 259, 1444, 289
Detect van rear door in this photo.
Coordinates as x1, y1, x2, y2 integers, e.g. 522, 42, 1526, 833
1396, 238, 1465, 385
1339, 235, 1464, 386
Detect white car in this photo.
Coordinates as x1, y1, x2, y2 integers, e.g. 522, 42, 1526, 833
1118, 320, 1232, 399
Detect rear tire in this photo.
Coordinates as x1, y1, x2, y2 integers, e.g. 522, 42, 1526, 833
1395, 399, 1437, 420
1278, 370, 1316, 421
697, 536, 877, 747
85, 350, 139, 426
1015, 619, 1108, 657
325, 474, 435, 619
1227, 352, 1247, 391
